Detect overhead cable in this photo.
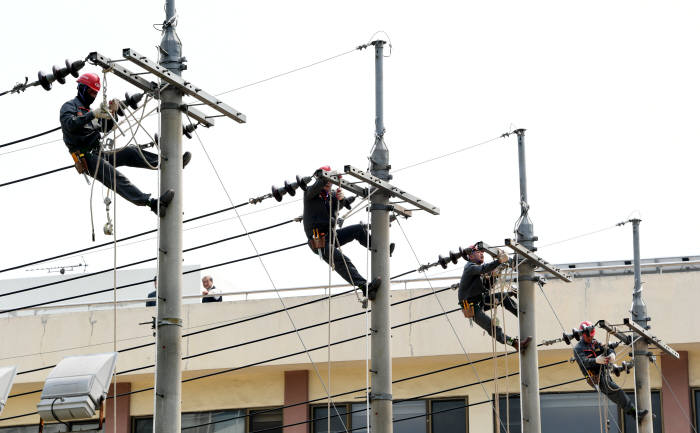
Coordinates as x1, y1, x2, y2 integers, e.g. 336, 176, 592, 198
0, 202, 252, 274
0, 242, 307, 314
0, 218, 297, 298
0, 126, 61, 149
0, 165, 72, 188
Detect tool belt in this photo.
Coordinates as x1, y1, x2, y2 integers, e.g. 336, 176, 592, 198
585, 370, 600, 387
309, 229, 326, 250
460, 299, 476, 319
70, 151, 89, 174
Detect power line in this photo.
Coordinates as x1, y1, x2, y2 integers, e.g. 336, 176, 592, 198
0, 218, 297, 298
214, 45, 366, 97
0, 202, 252, 274
0, 126, 61, 149
0, 242, 307, 314
392, 131, 513, 173
182, 359, 575, 432
0, 165, 72, 188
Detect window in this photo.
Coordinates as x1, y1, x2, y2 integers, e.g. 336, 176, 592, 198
133, 410, 245, 433
431, 399, 467, 433
498, 391, 662, 433
393, 400, 427, 433
312, 398, 467, 433
313, 405, 348, 433
249, 408, 282, 433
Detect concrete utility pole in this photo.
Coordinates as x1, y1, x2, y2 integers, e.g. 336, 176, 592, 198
369, 40, 393, 433
631, 219, 653, 433
514, 129, 541, 433
154, 0, 183, 431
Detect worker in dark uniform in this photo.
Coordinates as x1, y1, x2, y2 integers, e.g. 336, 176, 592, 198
573, 321, 648, 422
303, 166, 381, 302
458, 245, 531, 353
60, 72, 190, 216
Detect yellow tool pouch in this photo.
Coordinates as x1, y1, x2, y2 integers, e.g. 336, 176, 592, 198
461, 300, 475, 319
310, 231, 326, 250
70, 151, 88, 174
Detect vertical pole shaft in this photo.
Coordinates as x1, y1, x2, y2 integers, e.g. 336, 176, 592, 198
515, 129, 541, 433
369, 40, 392, 433
631, 219, 653, 433
154, 1, 183, 432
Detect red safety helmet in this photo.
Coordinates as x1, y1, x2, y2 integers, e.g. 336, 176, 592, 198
579, 320, 595, 337
319, 165, 331, 172
76, 73, 101, 92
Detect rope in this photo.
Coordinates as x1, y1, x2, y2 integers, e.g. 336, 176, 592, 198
189, 116, 349, 432
392, 216, 510, 433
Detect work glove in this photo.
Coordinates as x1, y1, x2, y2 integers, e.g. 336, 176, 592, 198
335, 188, 345, 201
497, 250, 508, 264
607, 352, 616, 362
108, 99, 119, 114
595, 355, 607, 365
92, 103, 112, 120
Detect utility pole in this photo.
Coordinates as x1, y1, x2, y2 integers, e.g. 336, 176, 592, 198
154, 0, 183, 431
515, 128, 541, 433
369, 40, 393, 433
631, 219, 653, 433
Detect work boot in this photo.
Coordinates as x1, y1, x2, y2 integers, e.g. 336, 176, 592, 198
149, 189, 175, 217
366, 277, 382, 301
511, 336, 532, 354
183, 151, 192, 169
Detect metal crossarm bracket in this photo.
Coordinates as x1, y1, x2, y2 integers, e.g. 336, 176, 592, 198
391, 203, 413, 219
123, 49, 246, 124
504, 239, 573, 282
343, 165, 440, 215
477, 241, 503, 259
597, 320, 633, 345
316, 170, 369, 198
88, 52, 214, 127
623, 318, 680, 359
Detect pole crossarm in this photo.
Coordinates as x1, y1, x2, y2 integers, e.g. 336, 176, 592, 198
316, 170, 369, 198
122, 49, 246, 124
504, 238, 573, 282
597, 320, 632, 345
87, 52, 214, 127
623, 318, 680, 359
343, 165, 440, 215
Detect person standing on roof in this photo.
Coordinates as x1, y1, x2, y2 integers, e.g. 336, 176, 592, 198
303, 166, 381, 304
458, 245, 531, 353
60, 72, 191, 216
573, 321, 648, 422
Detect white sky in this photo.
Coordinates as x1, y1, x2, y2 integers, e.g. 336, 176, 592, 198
0, 1, 699, 295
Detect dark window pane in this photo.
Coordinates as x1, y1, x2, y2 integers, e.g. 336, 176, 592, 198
0, 426, 43, 433
182, 410, 245, 433
498, 392, 618, 433
393, 400, 427, 433
134, 411, 244, 433
313, 405, 348, 433
432, 399, 466, 433
250, 408, 283, 433
351, 403, 369, 433
696, 390, 700, 432
134, 417, 153, 433
623, 391, 662, 433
